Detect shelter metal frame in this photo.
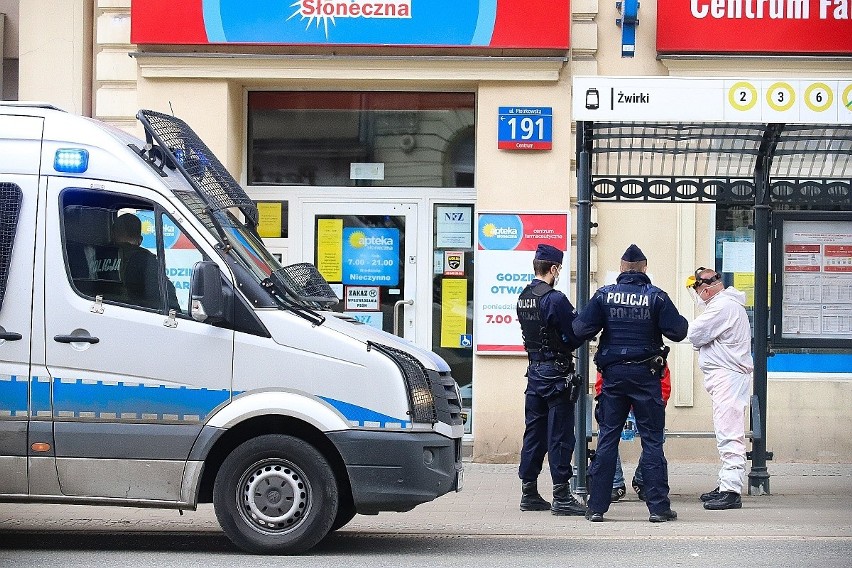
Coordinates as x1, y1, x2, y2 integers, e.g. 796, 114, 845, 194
574, 121, 852, 497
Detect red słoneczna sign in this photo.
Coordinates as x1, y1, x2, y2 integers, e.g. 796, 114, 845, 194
657, 0, 852, 54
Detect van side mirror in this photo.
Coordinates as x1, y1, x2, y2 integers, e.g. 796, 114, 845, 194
190, 261, 226, 323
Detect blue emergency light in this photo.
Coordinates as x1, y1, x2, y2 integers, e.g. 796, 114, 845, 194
54, 148, 89, 173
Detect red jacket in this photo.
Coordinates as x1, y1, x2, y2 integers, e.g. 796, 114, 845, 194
595, 365, 671, 405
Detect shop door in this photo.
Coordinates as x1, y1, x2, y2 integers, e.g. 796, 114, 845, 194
303, 202, 418, 341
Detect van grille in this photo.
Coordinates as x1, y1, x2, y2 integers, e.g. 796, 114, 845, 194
428, 370, 464, 427
370, 343, 463, 427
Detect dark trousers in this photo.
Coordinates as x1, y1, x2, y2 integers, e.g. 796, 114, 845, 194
588, 364, 670, 514
518, 362, 575, 485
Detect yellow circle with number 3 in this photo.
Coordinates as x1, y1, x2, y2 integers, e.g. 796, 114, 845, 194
766, 82, 795, 112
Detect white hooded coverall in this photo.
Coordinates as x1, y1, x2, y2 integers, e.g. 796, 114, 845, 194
687, 287, 754, 494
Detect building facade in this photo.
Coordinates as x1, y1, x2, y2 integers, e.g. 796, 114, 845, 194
17, 0, 852, 463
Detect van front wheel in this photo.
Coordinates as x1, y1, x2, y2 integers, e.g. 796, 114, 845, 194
213, 434, 339, 554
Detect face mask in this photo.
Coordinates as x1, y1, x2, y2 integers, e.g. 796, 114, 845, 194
691, 288, 706, 307
553, 267, 561, 287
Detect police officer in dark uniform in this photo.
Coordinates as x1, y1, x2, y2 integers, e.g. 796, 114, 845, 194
572, 244, 688, 523
516, 244, 586, 516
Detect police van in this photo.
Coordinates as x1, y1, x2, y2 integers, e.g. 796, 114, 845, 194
0, 104, 464, 554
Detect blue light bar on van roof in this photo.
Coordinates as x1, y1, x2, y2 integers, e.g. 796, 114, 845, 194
54, 148, 89, 173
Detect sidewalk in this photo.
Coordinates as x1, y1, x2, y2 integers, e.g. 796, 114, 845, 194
1, 463, 850, 539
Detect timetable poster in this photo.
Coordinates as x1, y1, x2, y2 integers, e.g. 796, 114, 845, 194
781, 220, 852, 339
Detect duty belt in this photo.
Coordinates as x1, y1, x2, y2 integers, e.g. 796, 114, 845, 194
527, 352, 557, 362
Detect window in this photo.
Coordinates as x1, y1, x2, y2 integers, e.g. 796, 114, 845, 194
248, 92, 475, 188
60, 188, 205, 316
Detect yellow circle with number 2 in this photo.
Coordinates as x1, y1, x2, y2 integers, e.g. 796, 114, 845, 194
728, 82, 758, 112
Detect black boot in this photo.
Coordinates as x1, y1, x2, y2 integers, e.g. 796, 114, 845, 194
520, 481, 551, 511
703, 491, 742, 510
551, 483, 586, 516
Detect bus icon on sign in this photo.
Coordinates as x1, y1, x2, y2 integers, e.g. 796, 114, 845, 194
585, 88, 600, 110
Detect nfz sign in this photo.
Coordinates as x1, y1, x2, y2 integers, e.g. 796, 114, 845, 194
498, 107, 553, 150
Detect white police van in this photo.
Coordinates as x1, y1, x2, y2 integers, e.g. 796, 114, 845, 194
0, 103, 464, 554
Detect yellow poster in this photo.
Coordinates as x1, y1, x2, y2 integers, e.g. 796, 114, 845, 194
733, 273, 754, 308
317, 219, 343, 282
256, 202, 282, 238
441, 279, 468, 348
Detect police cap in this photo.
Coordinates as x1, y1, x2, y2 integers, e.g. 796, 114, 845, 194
534, 244, 563, 264
621, 244, 647, 262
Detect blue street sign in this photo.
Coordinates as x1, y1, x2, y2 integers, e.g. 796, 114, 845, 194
497, 106, 553, 150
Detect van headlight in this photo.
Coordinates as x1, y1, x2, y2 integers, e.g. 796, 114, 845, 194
370, 343, 436, 424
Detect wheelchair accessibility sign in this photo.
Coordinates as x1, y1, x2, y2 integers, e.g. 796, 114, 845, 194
460, 334, 473, 348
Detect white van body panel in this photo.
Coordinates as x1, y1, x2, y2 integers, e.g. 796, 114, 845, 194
206, 390, 352, 431
236, 309, 413, 426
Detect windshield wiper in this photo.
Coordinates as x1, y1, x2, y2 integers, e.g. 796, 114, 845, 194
261, 276, 326, 326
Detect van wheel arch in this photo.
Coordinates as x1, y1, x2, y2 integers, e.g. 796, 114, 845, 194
195, 415, 353, 516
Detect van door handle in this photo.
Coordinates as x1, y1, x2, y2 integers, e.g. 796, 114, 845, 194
54, 335, 100, 344
393, 299, 414, 337
0, 332, 22, 341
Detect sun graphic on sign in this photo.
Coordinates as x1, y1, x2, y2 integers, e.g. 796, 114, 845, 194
288, 1, 336, 40
140, 219, 156, 237
348, 231, 366, 248
482, 223, 497, 238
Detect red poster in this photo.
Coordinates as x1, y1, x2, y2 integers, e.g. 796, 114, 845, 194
824, 244, 852, 272
657, 0, 852, 55
785, 243, 822, 272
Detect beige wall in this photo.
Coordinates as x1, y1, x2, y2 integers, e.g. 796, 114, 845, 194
15, 0, 852, 463
19, 0, 93, 114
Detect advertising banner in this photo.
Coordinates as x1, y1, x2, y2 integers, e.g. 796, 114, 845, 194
474, 211, 569, 355
573, 76, 852, 125
657, 0, 852, 55
131, 0, 570, 49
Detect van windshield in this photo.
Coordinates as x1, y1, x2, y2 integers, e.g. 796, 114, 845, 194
216, 210, 279, 280
194, 206, 333, 319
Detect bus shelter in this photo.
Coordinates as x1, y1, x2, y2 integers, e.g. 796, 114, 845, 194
571, 76, 852, 497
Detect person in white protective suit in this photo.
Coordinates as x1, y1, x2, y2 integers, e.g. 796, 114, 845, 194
686, 267, 753, 511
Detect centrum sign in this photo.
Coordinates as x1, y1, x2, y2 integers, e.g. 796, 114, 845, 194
573, 76, 852, 124
657, 0, 852, 54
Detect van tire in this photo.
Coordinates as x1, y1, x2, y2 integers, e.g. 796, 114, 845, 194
213, 434, 339, 555
329, 502, 356, 532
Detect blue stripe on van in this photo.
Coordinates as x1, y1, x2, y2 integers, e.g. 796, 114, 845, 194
31, 376, 51, 418
0, 375, 28, 417
768, 353, 852, 374
319, 396, 410, 429
52, 378, 230, 422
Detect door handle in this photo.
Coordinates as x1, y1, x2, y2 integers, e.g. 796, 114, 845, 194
393, 299, 414, 337
0, 332, 22, 341
54, 335, 100, 344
